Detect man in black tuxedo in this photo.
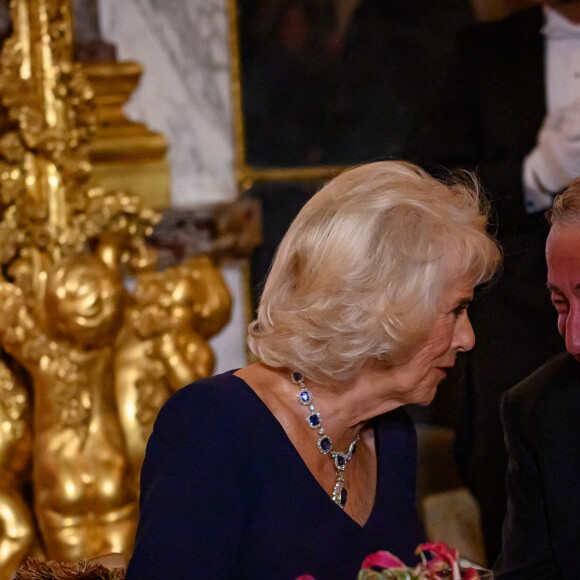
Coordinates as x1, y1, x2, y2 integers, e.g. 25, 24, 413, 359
427, 0, 580, 564
495, 182, 580, 579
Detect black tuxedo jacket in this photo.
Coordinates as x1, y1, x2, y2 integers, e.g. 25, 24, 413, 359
441, 5, 547, 238
496, 352, 580, 579
427, 6, 564, 564
450, 3, 561, 358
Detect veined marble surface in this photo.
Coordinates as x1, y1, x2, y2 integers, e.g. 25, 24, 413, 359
98, 0, 236, 206
98, 0, 246, 372
211, 262, 248, 373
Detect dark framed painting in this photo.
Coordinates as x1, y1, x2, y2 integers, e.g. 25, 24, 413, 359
229, 0, 476, 182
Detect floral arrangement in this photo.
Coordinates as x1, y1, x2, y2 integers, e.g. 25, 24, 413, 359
297, 542, 483, 580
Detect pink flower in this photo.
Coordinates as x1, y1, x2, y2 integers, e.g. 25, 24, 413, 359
417, 542, 459, 565
298, 541, 479, 580
416, 542, 461, 580
361, 550, 406, 570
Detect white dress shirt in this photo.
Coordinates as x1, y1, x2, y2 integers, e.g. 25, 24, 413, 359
523, 7, 580, 213
543, 7, 580, 113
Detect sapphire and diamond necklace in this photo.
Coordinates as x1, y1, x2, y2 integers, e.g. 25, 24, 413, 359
291, 371, 359, 509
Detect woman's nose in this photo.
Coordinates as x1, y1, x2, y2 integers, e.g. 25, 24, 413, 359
456, 313, 475, 353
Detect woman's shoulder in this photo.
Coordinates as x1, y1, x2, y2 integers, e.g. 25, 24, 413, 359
155, 369, 260, 432
168, 369, 244, 403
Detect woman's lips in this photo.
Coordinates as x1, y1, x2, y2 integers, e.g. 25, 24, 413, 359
436, 365, 454, 380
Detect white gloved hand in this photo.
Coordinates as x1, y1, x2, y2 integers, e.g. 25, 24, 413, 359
523, 101, 580, 212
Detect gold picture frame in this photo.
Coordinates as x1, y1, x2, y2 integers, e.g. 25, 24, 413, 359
226, 0, 344, 194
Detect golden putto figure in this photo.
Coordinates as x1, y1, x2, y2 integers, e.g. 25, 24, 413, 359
0, 0, 232, 575
115, 255, 232, 480
0, 256, 138, 561
0, 359, 33, 580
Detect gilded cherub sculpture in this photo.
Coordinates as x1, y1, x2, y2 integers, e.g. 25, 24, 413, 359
0, 255, 139, 562
115, 255, 232, 480
0, 0, 233, 572
0, 357, 34, 580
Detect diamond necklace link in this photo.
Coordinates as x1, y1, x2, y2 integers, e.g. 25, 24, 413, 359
291, 371, 359, 509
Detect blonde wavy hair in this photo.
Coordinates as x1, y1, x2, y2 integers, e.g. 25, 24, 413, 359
248, 161, 501, 384
548, 178, 580, 229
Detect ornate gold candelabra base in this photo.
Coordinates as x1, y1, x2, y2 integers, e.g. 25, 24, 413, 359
85, 61, 171, 209
0, 0, 234, 575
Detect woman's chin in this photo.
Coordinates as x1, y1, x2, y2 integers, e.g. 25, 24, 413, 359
416, 387, 438, 407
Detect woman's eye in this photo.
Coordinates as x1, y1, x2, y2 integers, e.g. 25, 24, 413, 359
452, 306, 466, 319
551, 297, 568, 313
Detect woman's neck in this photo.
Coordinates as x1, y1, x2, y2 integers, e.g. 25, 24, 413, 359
237, 362, 402, 450
303, 381, 370, 450
235, 362, 380, 524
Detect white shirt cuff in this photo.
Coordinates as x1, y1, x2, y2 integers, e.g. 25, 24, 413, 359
522, 149, 556, 214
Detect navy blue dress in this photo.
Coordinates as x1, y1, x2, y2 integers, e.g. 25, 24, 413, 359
126, 370, 425, 580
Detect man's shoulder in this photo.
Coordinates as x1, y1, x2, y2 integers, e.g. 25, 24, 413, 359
504, 351, 580, 411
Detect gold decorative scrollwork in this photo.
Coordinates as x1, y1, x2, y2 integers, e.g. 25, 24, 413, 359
0, 0, 233, 574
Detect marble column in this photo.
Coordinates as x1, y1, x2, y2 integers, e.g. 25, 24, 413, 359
98, 0, 245, 373
98, 0, 236, 207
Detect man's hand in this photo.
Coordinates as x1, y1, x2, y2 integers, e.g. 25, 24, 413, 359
524, 101, 580, 211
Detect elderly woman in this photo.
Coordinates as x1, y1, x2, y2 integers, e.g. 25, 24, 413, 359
125, 161, 501, 580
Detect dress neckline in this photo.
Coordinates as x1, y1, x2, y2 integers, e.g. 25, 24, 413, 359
229, 370, 383, 529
